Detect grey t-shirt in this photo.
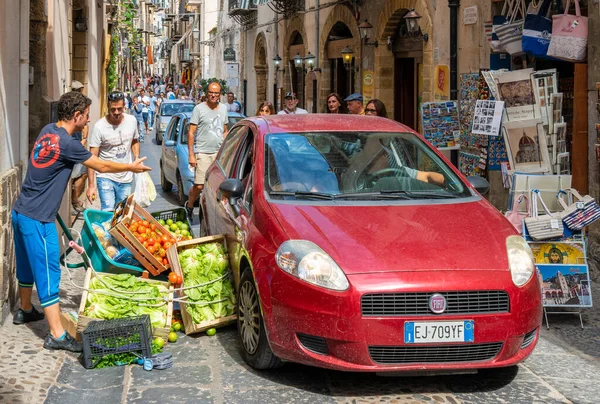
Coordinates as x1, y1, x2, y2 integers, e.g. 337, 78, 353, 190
89, 114, 139, 183
190, 102, 229, 154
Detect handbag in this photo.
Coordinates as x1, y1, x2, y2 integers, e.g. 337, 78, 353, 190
524, 190, 564, 240
547, 0, 588, 62
496, 0, 527, 55
490, 0, 515, 53
557, 188, 600, 230
522, 0, 553, 58
505, 193, 530, 234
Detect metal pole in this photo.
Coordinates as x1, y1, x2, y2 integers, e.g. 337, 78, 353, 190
449, 0, 460, 167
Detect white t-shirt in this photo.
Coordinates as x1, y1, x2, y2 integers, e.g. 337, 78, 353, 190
139, 95, 150, 113
277, 107, 308, 115
226, 102, 240, 113
89, 114, 139, 183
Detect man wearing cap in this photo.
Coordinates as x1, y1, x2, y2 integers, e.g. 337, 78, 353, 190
277, 93, 308, 115
345, 93, 365, 115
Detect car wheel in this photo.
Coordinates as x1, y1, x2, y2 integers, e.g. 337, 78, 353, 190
156, 131, 162, 145
177, 174, 185, 206
160, 162, 173, 192
238, 269, 282, 370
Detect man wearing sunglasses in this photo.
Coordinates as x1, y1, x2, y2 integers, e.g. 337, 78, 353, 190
87, 91, 142, 211
12, 91, 150, 353
186, 81, 229, 223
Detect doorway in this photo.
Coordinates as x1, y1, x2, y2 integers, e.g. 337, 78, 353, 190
394, 57, 416, 128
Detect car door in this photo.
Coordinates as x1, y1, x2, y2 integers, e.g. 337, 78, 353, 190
202, 125, 249, 236
163, 115, 180, 184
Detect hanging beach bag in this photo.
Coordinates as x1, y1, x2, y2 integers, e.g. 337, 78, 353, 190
505, 193, 530, 234
522, 0, 554, 58
490, 0, 515, 53
496, 0, 527, 55
524, 190, 564, 240
557, 189, 600, 230
547, 0, 588, 62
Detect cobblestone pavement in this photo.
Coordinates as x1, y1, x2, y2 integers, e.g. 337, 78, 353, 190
1, 136, 599, 403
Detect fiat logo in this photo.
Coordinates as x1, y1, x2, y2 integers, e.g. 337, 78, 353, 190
429, 294, 446, 314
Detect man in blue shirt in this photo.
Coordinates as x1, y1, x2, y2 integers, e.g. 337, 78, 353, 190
12, 91, 150, 352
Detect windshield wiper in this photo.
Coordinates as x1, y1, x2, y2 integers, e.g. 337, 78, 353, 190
380, 190, 459, 199
268, 191, 335, 200
333, 192, 412, 200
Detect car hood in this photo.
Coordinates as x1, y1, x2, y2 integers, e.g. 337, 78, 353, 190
268, 199, 516, 274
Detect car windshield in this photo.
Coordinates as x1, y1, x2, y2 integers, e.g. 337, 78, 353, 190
264, 132, 472, 200
228, 115, 244, 126
161, 103, 195, 116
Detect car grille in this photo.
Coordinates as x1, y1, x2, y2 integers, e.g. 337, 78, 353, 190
297, 333, 329, 355
520, 328, 537, 349
361, 291, 510, 316
369, 342, 503, 364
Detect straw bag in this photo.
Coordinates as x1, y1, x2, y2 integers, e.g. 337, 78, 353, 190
505, 194, 530, 234
557, 189, 600, 230
524, 190, 564, 240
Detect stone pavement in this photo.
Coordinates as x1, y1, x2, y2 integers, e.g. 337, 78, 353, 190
1, 138, 600, 403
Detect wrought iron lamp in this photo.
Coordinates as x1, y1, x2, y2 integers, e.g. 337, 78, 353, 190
358, 20, 378, 47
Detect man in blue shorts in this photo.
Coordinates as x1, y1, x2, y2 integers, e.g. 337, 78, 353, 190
12, 91, 150, 352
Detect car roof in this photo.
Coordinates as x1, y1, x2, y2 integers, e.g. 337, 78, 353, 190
228, 112, 246, 118
245, 114, 414, 136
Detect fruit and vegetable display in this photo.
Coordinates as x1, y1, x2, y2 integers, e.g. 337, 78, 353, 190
124, 219, 176, 267
92, 221, 142, 267
178, 242, 236, 324
157, 218, 193, 241
83, 273, 170, 329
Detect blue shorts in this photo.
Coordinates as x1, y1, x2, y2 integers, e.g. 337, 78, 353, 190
97, 177, 133, 211
12, 210, 61, 308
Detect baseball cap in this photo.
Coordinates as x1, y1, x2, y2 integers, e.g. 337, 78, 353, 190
344, 93, 363, 102
284, 92, 297, 99
71, 80, 84, 91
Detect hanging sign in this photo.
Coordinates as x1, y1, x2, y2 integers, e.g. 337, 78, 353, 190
223, 47, 236, 62
433, 65, 450, 101
463, 6, 478, 25
362, 70, 374, 104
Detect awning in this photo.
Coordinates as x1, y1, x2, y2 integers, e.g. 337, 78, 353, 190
170, 26, 193, 65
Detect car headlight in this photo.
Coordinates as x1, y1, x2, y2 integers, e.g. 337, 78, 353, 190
506, 236, 535, 287
276, 240, 349, 291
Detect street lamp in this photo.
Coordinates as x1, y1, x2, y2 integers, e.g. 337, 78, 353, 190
273, 54, 282, 71
341, 45, 355, 71
192, 26, 200, 41
304, 52, 315, 70
293, 53, 303, 72
404, 9, 422, 35
358, 19, 378, 47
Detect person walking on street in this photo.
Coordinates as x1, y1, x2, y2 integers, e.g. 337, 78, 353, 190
226, 92, 241, 112
131, 97, 145, 141
345, 93, 365, 115
277, 92, 308, 115
137, 88, 150, 134
186, 81, 229, 223
87, 91, 142, 211
326, 93, 346, 114
12, 91, 150, 353
257, 101, 275, 116
148, 89, 157, 131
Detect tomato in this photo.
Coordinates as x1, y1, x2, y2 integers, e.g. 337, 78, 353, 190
146, 228, 151, 235
163, 258, 169, 266
150, 223, 157, 232
176, 275, 183, 284
162, 235, 170, 244
130, 225, 138, 233
148, 238, 156, 246
163, 242, 172, 250
159, 248, 166, 258
148, 245, 156, 254
138, 226, 147, 234
168, 272, 178, 284
136, 236, 144, 243
170, 238, 176, 245
140, 233, 149, 241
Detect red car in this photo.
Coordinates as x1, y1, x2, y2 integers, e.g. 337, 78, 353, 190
200, 115, 542, 373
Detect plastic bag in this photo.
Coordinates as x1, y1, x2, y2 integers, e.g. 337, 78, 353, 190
134, 172, 156, 208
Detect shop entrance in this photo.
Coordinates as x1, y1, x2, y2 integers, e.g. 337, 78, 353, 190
288, 31, 305, 108
326, 22, 355, 101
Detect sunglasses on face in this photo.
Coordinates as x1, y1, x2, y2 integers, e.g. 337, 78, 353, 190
365, 108, 377, 114
108, 92, 125, 101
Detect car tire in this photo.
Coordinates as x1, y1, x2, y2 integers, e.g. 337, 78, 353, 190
156, 131, 162, 145
177, 174, 185, 206
160, 162, 173, 192
238, 269, 282, 370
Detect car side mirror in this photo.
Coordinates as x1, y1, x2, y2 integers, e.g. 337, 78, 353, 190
219, 179, 244, 215
467, 176, 490, 195
164, 139, 176, 147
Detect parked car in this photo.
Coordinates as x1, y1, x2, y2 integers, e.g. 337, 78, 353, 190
160, 111, 245, 205
155, 100, 195, 145
160, 112, 194, 205
228, 111, 246, 126
200, 115, 542, 373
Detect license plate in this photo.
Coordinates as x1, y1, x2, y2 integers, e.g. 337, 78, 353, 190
404, 320, 474, 343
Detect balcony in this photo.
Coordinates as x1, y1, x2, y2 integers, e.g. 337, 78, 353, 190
228, 0, 257, 16
180, 48, 191, 62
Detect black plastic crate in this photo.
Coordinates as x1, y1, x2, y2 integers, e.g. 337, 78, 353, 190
151, 208, 195, 238
81, 315, 152, 369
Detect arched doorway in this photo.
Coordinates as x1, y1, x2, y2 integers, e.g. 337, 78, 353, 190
375, 0, 433, 129
254, 33, 269, 108
325, 22, 355, 101
288, 31, 305, 108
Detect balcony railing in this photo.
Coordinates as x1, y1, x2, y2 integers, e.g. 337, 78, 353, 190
229, 0, 257, 15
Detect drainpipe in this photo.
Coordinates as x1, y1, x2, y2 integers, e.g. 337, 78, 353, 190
313, 0, 319, 113
274, 12, 279, 108
19, 0, 30, 168
448, 0, 459, 167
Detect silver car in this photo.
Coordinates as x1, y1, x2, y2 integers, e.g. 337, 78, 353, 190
154, 99, 195, 145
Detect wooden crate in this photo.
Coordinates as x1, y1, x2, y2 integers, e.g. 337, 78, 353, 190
108, 196, 172, 276
166, 235, 238, 335
77, 270, 174, 339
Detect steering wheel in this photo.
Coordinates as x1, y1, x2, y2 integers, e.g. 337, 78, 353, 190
362, 167, 407, 188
